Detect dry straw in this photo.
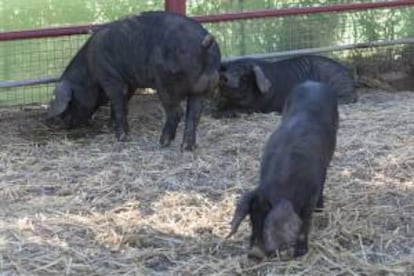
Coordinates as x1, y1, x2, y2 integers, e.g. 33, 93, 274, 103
0, 89, 413, 275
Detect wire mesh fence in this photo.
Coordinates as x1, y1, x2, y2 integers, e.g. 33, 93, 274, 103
207, 6, 414, 57
1, 35, 89, 107
187, 0, 389, 16
1, 1, 414, 109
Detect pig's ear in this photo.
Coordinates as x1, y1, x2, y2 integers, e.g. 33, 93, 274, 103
226, 190, 255, 238
47, 81, 73, 118
263, 199, 302, 252
201, 34, 215, 49
252, 65, 271, 94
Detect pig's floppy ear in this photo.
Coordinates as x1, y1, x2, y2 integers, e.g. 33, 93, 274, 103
252, 65, 271, 94
47, 81, 73, 118
226, 190, 255, 238
263, 199, 302, 252
201, 34, 215, 48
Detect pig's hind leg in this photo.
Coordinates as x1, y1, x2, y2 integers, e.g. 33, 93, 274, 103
103, 82, 130, 141
182, 95, 203, 151
157, 88, 183, 148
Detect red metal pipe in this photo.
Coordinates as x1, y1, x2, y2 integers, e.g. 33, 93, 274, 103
193, 0, 414, 23
165, 0, 186, 15
0, 24, 101, 41
1, 1, 413, 41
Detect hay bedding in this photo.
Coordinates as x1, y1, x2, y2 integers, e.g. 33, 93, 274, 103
0, 89, 413, 275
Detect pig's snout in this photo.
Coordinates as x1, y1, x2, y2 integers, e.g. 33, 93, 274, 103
247, 245, 266, 260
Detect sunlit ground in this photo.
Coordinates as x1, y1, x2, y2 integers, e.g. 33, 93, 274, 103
0, 89, 413, 275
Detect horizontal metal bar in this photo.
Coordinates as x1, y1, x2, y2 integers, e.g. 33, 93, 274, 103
1, 1, 414, 41
194, 1, 414, 23
223, 38, 414, 62
0, 77, 60, 88
0, 25, 98, 41
1, 38, 414, 90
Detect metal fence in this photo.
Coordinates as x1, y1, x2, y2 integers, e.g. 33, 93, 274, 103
1, 36, 89, 106
1, 0, 414, 108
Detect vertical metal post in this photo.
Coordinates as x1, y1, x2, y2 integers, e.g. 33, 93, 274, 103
165, 0, 187, 15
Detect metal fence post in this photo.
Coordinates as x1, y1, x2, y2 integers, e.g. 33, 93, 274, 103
164, 0, 187, 15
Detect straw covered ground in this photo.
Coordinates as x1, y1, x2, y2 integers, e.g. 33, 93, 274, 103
0, 89, 413, 275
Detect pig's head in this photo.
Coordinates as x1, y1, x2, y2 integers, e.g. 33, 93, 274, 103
218, 61, 271, 108
161, 32, 221, 95
227, 190, 302, 259
46, 80, 101, 128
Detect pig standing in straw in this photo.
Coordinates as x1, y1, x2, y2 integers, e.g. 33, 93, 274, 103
228, 81, 338, 259
47, 11, 221, 151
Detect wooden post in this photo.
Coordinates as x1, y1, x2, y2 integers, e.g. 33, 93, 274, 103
165, 0, 187, 15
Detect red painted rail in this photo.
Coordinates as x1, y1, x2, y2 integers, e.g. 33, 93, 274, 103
165, 0, 186, 15
0, 25, 101, 41
195, 1, 414, 23
1, 1, 414, 41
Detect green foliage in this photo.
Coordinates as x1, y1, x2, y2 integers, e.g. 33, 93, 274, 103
400, 7, 414, 37
1, 0, 162, 31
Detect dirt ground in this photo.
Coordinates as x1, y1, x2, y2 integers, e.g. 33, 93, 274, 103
0, 89, 413, 275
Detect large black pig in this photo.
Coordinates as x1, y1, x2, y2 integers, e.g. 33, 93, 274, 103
214, 55, 356, 117
227, 81, 338, 259
47, 11, 221, 150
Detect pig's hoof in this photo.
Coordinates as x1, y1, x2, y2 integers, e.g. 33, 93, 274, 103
116, 131, 128, 142
315, 197, 324, 212
247, 246, 266, 260
293, 244, 308, 258
160, 141, 171, 148
159, 137, 172, 148
181, 142, 197, 151
160, 130, 176, 148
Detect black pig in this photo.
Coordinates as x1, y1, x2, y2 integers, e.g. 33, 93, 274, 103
47, 11, 221, 150
227, 81, 338, 259
215, 55, 355, 117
